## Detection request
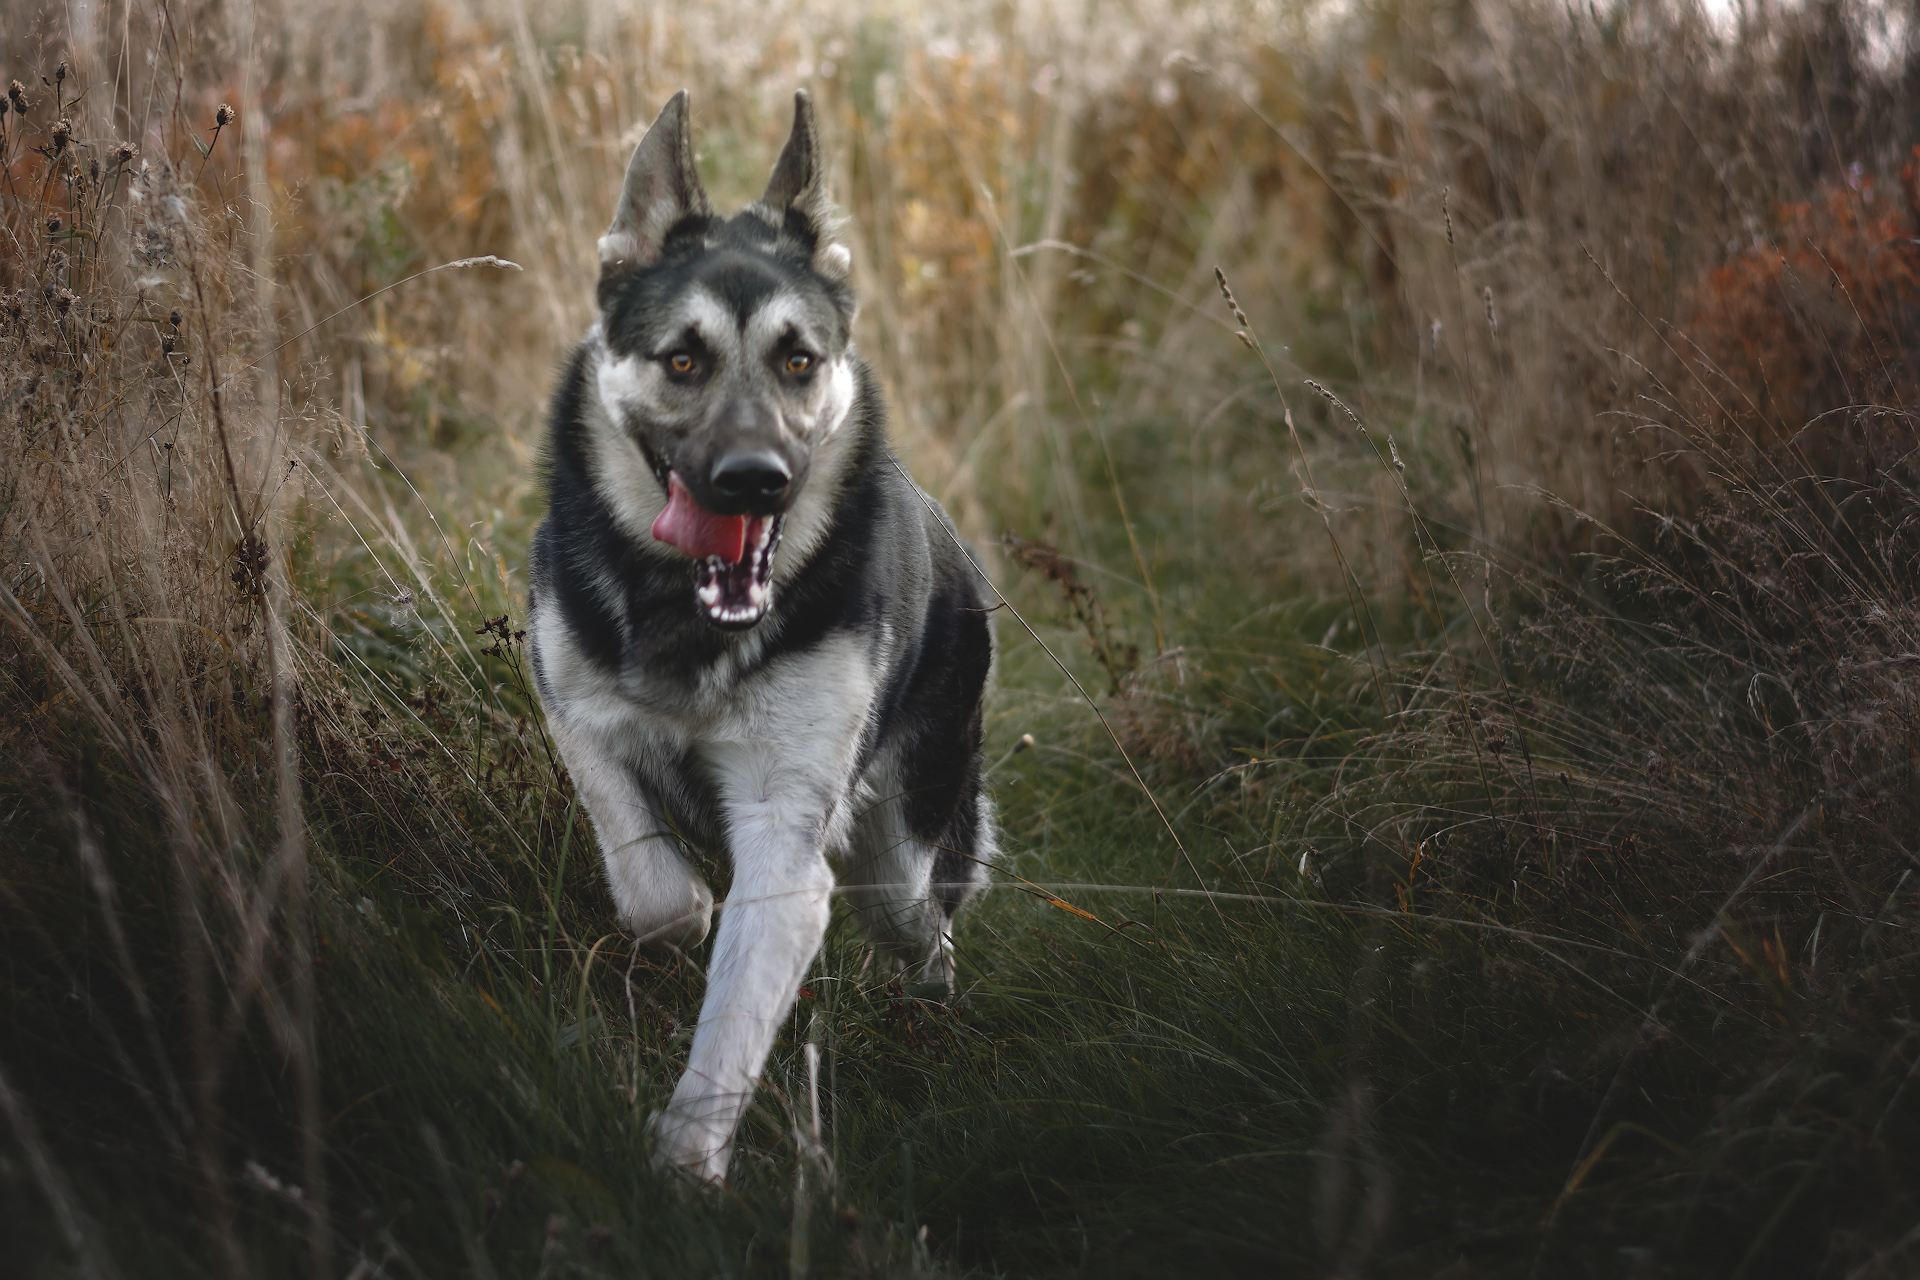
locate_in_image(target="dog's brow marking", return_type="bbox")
[666,288,741,359]
[745,293,816,353]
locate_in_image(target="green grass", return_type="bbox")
[12,443,1918,1275]
[8,0,1920,1274]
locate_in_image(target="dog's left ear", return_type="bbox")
[759,90,850,283]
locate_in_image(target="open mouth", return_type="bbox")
[650,472,783,628]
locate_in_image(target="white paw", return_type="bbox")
[649,1105,732,1184]
[909,934,956,997]
[625,883,714,950]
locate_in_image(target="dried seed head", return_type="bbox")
[114,140,136,165]
[1306,379,1366,432]
[50,117,70,150]
[168,308,182,328]
[1235,329,1253,348]
[45,215,60,234]
[161,332,175,354]
[1388,434,1405,473]
[51,288,75,314]
[54,61,66,86]
[88,156,99,182]
[214,103,235,128]
[8,80,24,105]
[1213,265,1250,326]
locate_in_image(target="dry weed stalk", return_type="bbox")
[1,34,331,1278]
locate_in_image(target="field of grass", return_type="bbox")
[5,0,1920,1275]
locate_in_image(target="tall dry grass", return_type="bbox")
[6,0,1920,1273]
[0,21,329,1273]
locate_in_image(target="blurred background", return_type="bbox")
[5,0,1920,1275]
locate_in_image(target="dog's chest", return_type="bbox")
[547,616,886,853]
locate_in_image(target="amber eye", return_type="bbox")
[668,352,694,374]
[785,352,812,374]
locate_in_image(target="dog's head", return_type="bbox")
[592,90,857,629]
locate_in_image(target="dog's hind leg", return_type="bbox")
[549,718,714,949]
[842,790,955,992]
[842,765,993,996]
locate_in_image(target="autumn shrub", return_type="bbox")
[1680,151,1920,482]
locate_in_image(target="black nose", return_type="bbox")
[711,450,792,505]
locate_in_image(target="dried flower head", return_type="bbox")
[136,224,174,267]
[214,103,235,128]
[51,287,75,314]
[7,80,24,106]
[49,117,70,151]
[54,60,66,87]
[1213,266,1249,327]
[168,308,182,329]
[113,140,136,165]
[46,215,61,234]
[1306,379,1366,434]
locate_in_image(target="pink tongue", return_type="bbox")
[651,473,748,562]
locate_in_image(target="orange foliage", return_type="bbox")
[1683,147,1920,467]
[271,4,511,267]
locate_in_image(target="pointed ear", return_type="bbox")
[599,90,711,303]
[759,90,850,282]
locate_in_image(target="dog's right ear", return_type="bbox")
[599,90,712,309]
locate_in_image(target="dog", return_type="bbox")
[527,89,995,1183]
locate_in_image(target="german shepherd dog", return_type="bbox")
[528,90,994,1183]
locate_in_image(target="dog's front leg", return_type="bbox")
[653,647,872,1183]
[653,804,834,1180]
[548,716,714,949]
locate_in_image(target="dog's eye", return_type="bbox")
[668,352,694,374]
[785,352,812,375]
